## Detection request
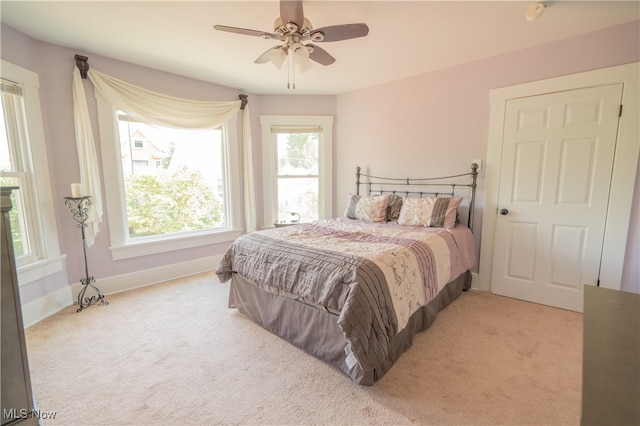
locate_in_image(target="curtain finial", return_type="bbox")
[239,94,248,110]
[74,54,89,79]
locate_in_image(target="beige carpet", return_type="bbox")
[24,272,583,425]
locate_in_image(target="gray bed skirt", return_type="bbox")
[228,270,471,385]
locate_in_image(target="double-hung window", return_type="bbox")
[261,115,333,227]
[96,98,242,260]
[0,61,63,284]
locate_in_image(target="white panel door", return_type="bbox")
[491,84,623,312]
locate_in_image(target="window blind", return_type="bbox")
[271,126,322,134]
[1,79,23,97]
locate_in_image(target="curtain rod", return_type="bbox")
[74,54,89,79]
[75,53,249,111]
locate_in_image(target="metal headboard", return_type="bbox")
[355,163,479,231]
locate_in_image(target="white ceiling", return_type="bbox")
[1,1,638,95]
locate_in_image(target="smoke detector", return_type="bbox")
[526,2,546,21]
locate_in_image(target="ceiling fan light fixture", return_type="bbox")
[291,42,312,72]
[269,47,288,69]
[291,42,309,63]
[297,56,313,73]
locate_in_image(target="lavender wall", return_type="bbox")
[336,21,639,291]
[2,19,638,307]
[0,24,339,305]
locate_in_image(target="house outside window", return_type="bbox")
[0,61,63,284]
[261,115,333,227]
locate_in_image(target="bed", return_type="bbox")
[216,164,479,385]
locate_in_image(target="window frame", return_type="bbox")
[96,96,242,260]
[0,60,64,285]
[261,115,333,228]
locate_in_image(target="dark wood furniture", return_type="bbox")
[1,187,38,425]
[581,285,640,425]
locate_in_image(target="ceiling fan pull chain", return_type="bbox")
[287,52,291,89]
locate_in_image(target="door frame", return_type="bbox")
[479,62,639,293]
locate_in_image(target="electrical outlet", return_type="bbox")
[472,159,483,172]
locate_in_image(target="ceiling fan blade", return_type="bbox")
[310,23,369,42]
[213,25,279,40]
[307,44,336,66]
[280,0,304,29]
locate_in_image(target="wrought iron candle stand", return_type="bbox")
[64,196,108,312]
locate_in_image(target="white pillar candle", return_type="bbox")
[71,183,82,198]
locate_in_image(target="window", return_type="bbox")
[275,131,319,223]
[261,115,333,227]
[1,79,34,262]
[132,160,149,172]
[0,61,63,284]
[118,113,226,239]
[97,99,242,260]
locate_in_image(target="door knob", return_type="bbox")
[500,208,509,215]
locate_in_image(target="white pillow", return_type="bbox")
[397,197,462,228]
[354,194,391,222]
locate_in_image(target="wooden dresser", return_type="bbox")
[1,187,38,425]
[581,285,640,425]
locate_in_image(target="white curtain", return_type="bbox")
[88,69,241,129]
[72,68,103,246]
[72,67,256,245]
[242,105,256,232]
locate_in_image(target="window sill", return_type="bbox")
[17,255,66,286]
[109,229,242,260]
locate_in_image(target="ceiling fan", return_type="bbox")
[214,0,369,87]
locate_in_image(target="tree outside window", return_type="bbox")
[261,115,333,228]
[276,132,319,223]
[118,114,225,239]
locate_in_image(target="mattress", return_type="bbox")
[217,217,476,384]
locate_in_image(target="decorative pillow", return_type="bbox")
[386,193,403,221]
[397,197,462,228]
[344,194,361,219]
[355,194,391,223]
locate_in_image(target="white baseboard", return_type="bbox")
[24,255,222,328]
[26,255,470,326]
[22,285,73,328]
[471,271,480,290]
[70,254,223,299]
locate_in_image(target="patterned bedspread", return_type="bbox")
[216,217,476,373]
